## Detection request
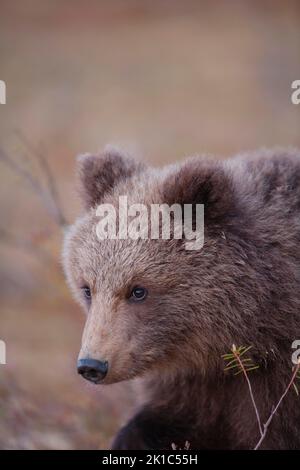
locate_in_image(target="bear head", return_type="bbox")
[63,147,252,385]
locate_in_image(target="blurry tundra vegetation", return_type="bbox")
[0,0,300,449]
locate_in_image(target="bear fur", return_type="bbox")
[63,146,300,450]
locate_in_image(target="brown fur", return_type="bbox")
[63,147,300,449]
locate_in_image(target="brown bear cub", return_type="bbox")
[63,147,300,450]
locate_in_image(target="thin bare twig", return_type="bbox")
[231,344,263,437]
[254,361,300,450]
[15,132,67,228]
[0,228,56,265]
[0,147,45,197]
[0,143,67,229]
[224,345,300,450]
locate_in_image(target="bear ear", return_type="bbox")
[77,146,145,209]
[163,157,236,226]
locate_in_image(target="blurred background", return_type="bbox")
[0,0,299,449]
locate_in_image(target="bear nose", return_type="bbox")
[77,358,108,383]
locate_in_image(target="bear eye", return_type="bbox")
[129,286,148,302]
[82,285,91,301]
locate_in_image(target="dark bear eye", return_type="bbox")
[82,285,91,301]
[130,286,148,302]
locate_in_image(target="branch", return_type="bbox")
[223,345,300,450]
[0,142,68,230]
[254,361,300,450]
[231,344,263,436]
[15,132,67,228]
[0,228,56,266]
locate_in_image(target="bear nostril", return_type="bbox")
[77,358,108,383]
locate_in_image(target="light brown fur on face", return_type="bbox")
[63,212,208,384]
[63,146,300,449]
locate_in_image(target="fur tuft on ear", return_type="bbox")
[77,146,145,209]
[163,157,236,226]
